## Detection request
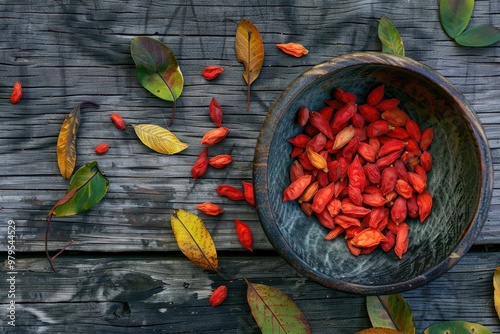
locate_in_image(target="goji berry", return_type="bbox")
[209,97,223,127]
[285,83,434,259]
[191,148,209,180]
[110,113,126,130]
[10,81,22,104]
[309,111,334,139]
[217,184,245,201]
[367,84,385,106]
[420,127,434,151]
[196,202,224,216]
[358,104,381,122]
[202,66,224,80]
[297,107,310,126]
[95,143,109,155]
[381,107,410,127]
[209,154,233,169]
[276,42,309,57]
[209,285,227,307]
[201,127,229,145]
[283,175,312,202]
[242,181,255,206]
[234,219,253,251]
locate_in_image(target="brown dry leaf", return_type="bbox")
[355,329,403,334]
[56,102,97,179]
[494,266,500,319]
[234,18,264,110]
[170,209,218,272]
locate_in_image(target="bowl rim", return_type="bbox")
[253,51,494,295]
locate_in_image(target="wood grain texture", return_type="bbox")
[0,1,499,330]
[0,0,498,253]
[1,251,499,333]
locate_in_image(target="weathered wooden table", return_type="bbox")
[1,1,499,333]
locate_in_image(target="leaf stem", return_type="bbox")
[246,30,252,110]
[45,169,99,272]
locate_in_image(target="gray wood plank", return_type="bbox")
[1,251,499,333]
[0,0,499,254]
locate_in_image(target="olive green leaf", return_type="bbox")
[46,161,109,271]
[366,295,415,334]
[56,101,97,179]
[378,17,405,56]
[170,209,218,272]
[455,25,500,47]
[133,124,188,155]
[439,0,474,39]
[130,36,184,124]
[494,267,500,319]
[245,278,311,334]
[423,321,492,334]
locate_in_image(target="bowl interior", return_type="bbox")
[255,54,489,294]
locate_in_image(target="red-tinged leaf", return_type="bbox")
[130,36,184,124]
[455,25,500,47]
[423,321,492,334]
[245,279,311,334]
[439,0,474,39]
[366,294,416,334]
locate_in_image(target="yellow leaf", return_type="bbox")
[170,209,218,271]
[133,124,188,154]
[494,267,500,319]
[234,18,264,109]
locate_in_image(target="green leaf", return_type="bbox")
[439,0,475,39]
[52,161,109,216]
[245,279,311,334]
[378,17,405,56]
[366,295,415,334]
[130,36,184,123]
[423,321,492,334]
[46,161,109,271]
[455,25,500,47]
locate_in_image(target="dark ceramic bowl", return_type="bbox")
[253,52,493,295]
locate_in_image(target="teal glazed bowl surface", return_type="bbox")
[253,52,493,295]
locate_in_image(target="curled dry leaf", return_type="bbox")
[56,102,97,179]
[245,278,311,334]
[170,209,218,272]
[235,18,264,110]
[133,124,188,155]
